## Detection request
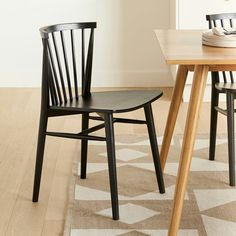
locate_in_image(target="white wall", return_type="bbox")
[178,0,236,29]
[0,0,172,87]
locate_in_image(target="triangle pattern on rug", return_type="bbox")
[194,189,236,211]
[130,163,156,172]
[99,148,148,161]
[117,231,150,236]
[97,203,159,224]
[116,136,174,146]
[88,136,173,146]
[122,139,150,146]
[77,163,126,175]
[74,185,112,201]
[164,157,228,177]
[141,229,199,236]
[75,184,188,201]
[70,229,132,236]
[77,158,228,177]
[202,201,236,222]
[70,229,199,236]
[132,185,189,200]
[190,157,228,172]
[75,185,131,201]
[180,138,227,151]
[202,215,236,236]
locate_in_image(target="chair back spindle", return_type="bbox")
[71,30,79,100]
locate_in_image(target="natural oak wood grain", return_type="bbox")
[155,30,236,65]
[160,65,188,170]
[187,64,236,72]
[168,65,209,236]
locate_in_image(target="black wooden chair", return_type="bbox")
[32,22,165,220]
[206,13,236,186]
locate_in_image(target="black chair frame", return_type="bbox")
[32,22,165,220]
[206,13,236,186]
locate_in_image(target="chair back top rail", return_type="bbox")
[40,22,96,38]
[206,13,236,28]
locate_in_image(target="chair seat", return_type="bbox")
[50,90,163,113]
[215,82,236,92]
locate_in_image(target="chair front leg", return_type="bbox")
[104,112,119,220]
[144,103,165,194]
[209,72,219,161]
[32,111,48,202]
[226,91,235,186]
[80,113,89,179]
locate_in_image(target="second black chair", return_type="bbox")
[206,13,236,186]
[32,22,165,220]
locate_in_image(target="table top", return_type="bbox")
[155,29,236,65]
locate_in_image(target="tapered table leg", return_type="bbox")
[160,65,188,170]
[168,65,209,236]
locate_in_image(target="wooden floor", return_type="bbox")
[0,88,227,236]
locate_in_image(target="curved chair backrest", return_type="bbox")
[206,13,236,84]
[40,22,96,106]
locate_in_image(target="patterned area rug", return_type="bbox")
[64,133,236,236]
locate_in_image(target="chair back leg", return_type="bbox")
[104,112,119,220]
[226,91,236,186]
[144,104,165,194]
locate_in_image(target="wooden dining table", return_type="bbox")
[155,29,236,236]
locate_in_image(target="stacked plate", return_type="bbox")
[202,27,236,47]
